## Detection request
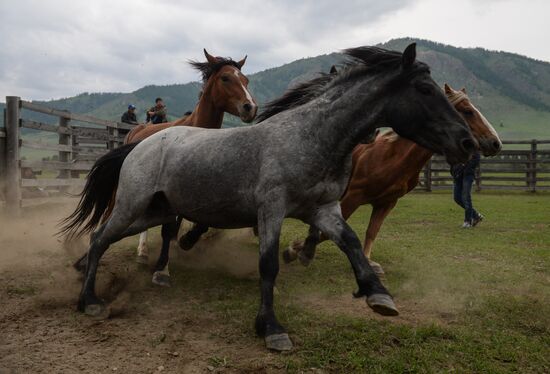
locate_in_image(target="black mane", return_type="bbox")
[257,46,427,123]
[189,57,241,82]
[256,73,333,123]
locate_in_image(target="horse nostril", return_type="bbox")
[243,103,252,112]
[492,140,502,151]
[461,138,476,153]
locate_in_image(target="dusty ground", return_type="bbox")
[0,203,285,373]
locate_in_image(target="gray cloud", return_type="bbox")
[0,0,548,100]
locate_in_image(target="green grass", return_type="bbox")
[124,192,550,373]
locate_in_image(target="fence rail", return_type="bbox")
[1,96,549,216]
[0,96,129,215]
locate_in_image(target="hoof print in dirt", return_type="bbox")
[265,333,293,352]
[366,294,399,316]
[152,272,171,287]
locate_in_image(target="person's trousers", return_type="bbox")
[453,173,479,222]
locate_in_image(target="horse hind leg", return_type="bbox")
[136,231,149,264]
[178,222,209,250]
[151,219,179,287]
[363,201,397,276]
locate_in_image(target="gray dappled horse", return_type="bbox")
[60,44,476,351]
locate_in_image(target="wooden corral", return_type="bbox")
[0,96,133,215]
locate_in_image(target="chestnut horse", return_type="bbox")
[73,49,257,286]
[128,49,257,272]
[283,83,502,275]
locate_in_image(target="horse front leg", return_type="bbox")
[309,203,398,316]
[255,205,292,352]
[363,201,397,276]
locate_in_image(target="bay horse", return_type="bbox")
[59,44,476,351]
[282,83,502,274]
[72,49,257,286]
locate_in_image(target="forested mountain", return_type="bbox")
[3,38,550,139]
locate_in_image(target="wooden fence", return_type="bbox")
[0,96,132,216]
[1,96,549,216]
[420,139,550,192]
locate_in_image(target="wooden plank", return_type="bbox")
[20,139,72,152]
[21,100,133,130]
[20,159,94,171]
[20,119,72,135]
[5,96,22,216]
[21,178,86,187]
[73,126,122,141]
[75,138,112,145]
[72,146,108,155]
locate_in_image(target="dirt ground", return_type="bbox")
[0,204,288,373]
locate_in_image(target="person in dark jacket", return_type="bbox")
[120,104,138,135]
[451,151,483,228]
[146,97,168,124]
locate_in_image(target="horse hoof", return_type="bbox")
[265,333,293,352]
[298,252,312,267]
[136,254,149,265]
[178,236,195,251]
[282,247,297,264]
[369,261,385,276]
[84,303,110,319]
[152,272,171,287]
[367,294,399,316]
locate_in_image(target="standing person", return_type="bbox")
[451,151,483,228]
[146,97,168,124]
[120,104,139,135]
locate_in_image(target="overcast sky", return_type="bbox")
[1,0,548,101]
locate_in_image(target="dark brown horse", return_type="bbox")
[284,84,502,274]
[72,49,257,286]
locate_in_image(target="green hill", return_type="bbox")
[3,38,550,140]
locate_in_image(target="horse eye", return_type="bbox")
[463,110,474,116]
[221,76,229,82]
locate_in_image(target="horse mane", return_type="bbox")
[256,73,333,123]
[257,46,429,123]
[189,57,241,82]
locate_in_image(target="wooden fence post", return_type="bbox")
[424,159,432,192]
[528,139,537,192]
[5,96,21,216]
[58,114,71,181]
[0,109,6,202]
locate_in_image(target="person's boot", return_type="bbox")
[472,213,484,227]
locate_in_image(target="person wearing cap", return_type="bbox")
[146,97,168,124]
[120,104,138,135]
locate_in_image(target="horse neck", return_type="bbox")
[303,78,386,163]
[405,140,434,170]
[174,87,225,129]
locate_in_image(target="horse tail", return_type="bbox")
[58,142,140,239]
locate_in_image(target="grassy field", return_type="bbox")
[1,192,548,373]
[139,192,550,372]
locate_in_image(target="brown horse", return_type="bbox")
[129,49,257,268]
[284,84,502,275]
[73,49,257,286]
[126,49,256,144]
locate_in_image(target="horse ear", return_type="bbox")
[444,83,453,94]
[236,55,247,69]
[203,49,217,64]
[402,43,416,69]
[460,87,467,93]
[329,65,338,74]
